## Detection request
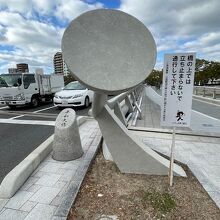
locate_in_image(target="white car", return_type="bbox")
[53,81,93,108]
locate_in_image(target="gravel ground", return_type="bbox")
[68,149,220,220]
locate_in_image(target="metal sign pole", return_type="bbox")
[169,126,176,186]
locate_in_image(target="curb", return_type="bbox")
[0,116,87,199]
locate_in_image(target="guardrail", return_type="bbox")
[194,86,220,99]
[106,84,144,126]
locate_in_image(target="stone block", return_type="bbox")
[52,108,83,161]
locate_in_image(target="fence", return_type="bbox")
[106,84,144,126]
[193,86,220,99]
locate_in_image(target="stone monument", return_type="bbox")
[52,108,83,161]
[61,9,186,176]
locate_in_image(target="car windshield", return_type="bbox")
[0,76,9,87]
[63,81,86,90]
[0,74,22,87]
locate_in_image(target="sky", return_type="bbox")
[0,0,220,74]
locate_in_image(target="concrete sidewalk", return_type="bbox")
[132,87,220,208]
[0,119,101,220]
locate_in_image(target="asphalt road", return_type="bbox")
[192,99,220,120]
[0,124,54,184]
[0,102,90,184]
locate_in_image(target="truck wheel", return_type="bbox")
[31,96,39,107]
[84,97,90,108]
[8,105,16,110]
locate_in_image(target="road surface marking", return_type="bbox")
[192,110,220,122]
[10,114,25,119]
[9,105,56,120]
[34,105,56,113]
[0,118,55,126]
[0,106,8,110]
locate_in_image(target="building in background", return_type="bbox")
[35,68,44,75]
[8,68,18,74]
[53,52,69,76]
[17,63,29,73]
[63,62,70,76]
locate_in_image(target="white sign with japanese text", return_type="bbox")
[161,53,196,127]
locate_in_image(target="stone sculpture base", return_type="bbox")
[96,104,186,176]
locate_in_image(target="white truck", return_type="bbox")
[0,73,64,109]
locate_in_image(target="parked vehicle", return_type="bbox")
[0,73,64,109]
[53,81,93,108]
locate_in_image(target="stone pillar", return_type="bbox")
[203,88,206,97]
[213,89,216,99]
[195,88,198,95]
[52,108,83,161]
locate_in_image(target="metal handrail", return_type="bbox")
[106,84,144,126]
[194,86,220,91]
[107,90,133,109]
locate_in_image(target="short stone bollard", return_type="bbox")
[52,108,83,161]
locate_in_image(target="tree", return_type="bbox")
[63,74,76,85]
[195,59,220,85]
[145,69,163,89]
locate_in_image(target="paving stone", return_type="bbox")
[0,199,8,212]
[60,161,80,170]
[51,184,69,207]
[20,201,37,212]
[51,217,66,220]
[34,161,49,171]
[35,173,61,187]
[56,168,71,175]
[201,181,218,192]
[0,208,6,215]
[31,171,48,178]
[29,187,61,204]
[50,195,63,207]
[24,204,56,220]
[20,177,39,191]
[53,180,68,190]
[59,169,77,182]
[39,162,63,173]
[0,208,28,220]
[210,180,220,191]
[207,191,220,205]
[26,184,42,193]
[5,191,33,209]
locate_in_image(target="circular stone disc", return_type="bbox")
[62,9,157,94]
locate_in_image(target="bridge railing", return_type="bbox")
[106,84,144,126]
[193,86,220,99]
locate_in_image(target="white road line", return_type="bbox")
[0,118,55,126]
[9,105,56,120]
[0,106,8,110]
[192,110,220,122]
[10,114,25,119]
[34,105,56,113]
